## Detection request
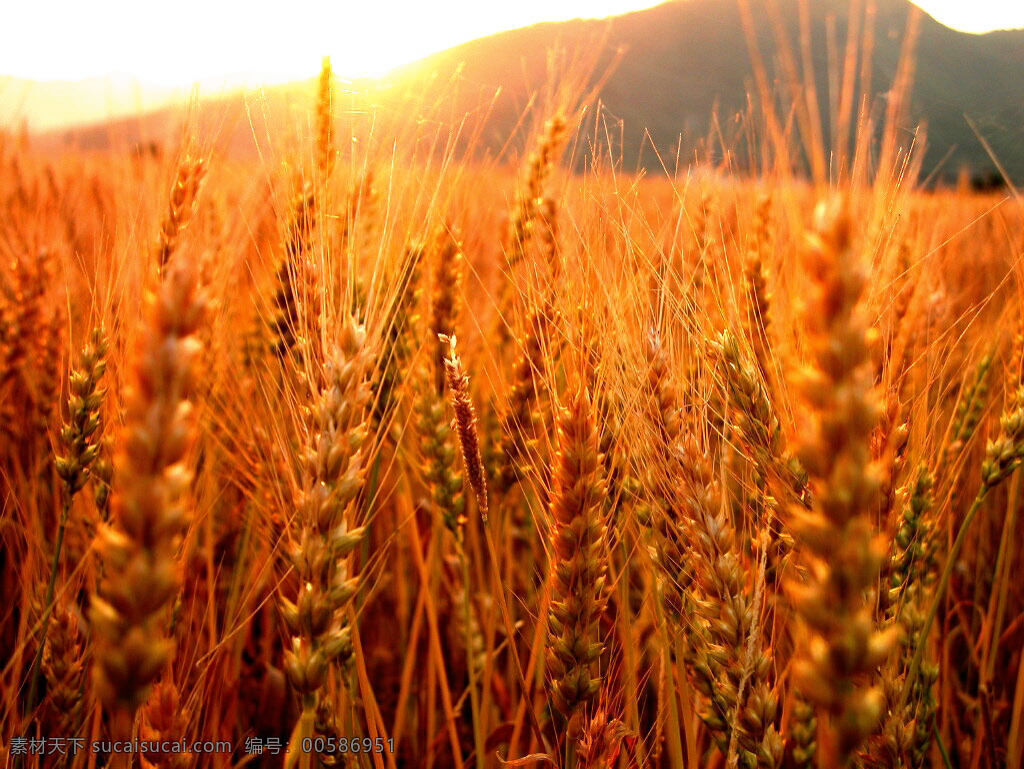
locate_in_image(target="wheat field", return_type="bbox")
[1,51,1023,769]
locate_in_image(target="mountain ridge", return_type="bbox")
[400,0,1024,182]
[14,0,1024,184]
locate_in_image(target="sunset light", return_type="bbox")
[2,0,666,87]
[3,0,1024,760]
[1,0,1021,89]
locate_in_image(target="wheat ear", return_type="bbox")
[786,198,898,764]
[546,385,608,733]
[440,333,489,523]
[90,255,206,741]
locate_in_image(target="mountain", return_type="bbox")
[23,0,1024,184]
[402,0,1024,183]
[0,76,186,131]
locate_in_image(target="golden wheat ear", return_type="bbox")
[39,605,87,737]
[278,315,372,765]
[316,56,336,181]
[439,333,489,524]
[545,384,608,735]
[90,254,207,737]
[157,153,206,271]
[24,326,110,715]
[785,197,899,764]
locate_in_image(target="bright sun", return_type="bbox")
[911,0,1024,34]
[1,0,665,87]
[4,0,1019,88]
[1,0,1022,133]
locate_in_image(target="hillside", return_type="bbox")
[26,0,1024,184]
[0,76,185,131]
[405,0,1024,182]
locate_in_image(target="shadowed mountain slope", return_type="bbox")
[26,0,1024,184]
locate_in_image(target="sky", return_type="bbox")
[1,0,1022,89]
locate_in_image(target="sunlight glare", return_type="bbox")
[0,0,1020,91]
[1,0,665,87]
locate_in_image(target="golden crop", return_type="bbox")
[1,56,1023,769]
